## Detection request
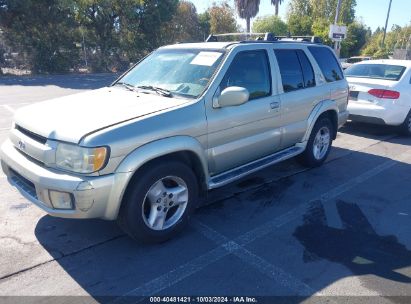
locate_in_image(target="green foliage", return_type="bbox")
[0,0,80,73]
[163,1,202,44]
[340,21,370,57]
[208,1,238,34]
[252,15,287,35]
[287,14,312,35]
[0,0,179,73]
[286,0,370,57]
[198,11,211,40]
[362,23,411,58]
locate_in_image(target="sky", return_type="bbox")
[190,0,411,32]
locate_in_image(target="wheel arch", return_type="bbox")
[303,100,339,142]
[113,136,209,218]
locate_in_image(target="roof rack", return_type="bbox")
[205,32,322,44]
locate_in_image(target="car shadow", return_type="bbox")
[31,143,411,302]
[0,73,119,90]
[339,121,400,139]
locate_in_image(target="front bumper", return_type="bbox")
[1,139,131,220]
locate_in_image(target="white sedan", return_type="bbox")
[345,59,411,135]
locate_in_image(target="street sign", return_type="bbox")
[329,24,347,40]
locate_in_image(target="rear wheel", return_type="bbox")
[298,117,333,167]
[117,161,198,243]
[399,110,411,136]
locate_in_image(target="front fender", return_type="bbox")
[302,99,338,142]
[107,136,208,219]
[116,135,209,176]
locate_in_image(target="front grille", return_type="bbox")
[9,169,38,199]
[15,125,47,144]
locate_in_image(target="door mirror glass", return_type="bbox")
[217,86,249,107]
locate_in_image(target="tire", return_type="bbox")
[117,161,198,243]
[399,110,411,136]
[298,117,333,167]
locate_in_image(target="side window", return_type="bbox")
[274,49,304,93]
[220,50,271,100]
[296,50,316,88]
[308,46,344,82]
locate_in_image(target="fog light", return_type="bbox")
[49,190,74,210]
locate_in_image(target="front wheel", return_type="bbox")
[117,161,198,243]
[298,117,333,167]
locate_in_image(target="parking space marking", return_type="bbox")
[112,245,230,301]
[113,152,410,301]
[2,105,15,114]
[192,221,317,296]
[236,153,410,247]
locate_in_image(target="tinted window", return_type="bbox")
[274,49,304,92]
[296,50,316,88]
[345,64,406,81]
[308,46,344,82]
[221,50,271,100]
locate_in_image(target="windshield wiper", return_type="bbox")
[114,82,138,92]
[136,85,172,97]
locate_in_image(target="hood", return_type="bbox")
[14,87,189,144]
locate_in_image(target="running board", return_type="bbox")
[208,146,305,189]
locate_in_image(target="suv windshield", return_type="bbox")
[118,49,225,98]
[345,64,406,81]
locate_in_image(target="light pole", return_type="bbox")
[382,0,393,47]
[333,0,343,56]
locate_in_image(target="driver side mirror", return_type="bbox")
[214,86,249,108]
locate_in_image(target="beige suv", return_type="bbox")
[1,34,349,242]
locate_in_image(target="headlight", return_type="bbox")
[55,143,109,173]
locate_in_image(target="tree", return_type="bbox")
[0,0,80,73]
[208,1,238,34]
[163,1,202,44]
[340,21,370,57]
[198,11,211,41]
[271,0,283,16]
[75,0,178,71]
[252,15,287,35]
[235,0,260,33]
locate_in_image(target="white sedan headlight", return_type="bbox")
[55,143,109,173]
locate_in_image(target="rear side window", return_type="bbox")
[220,50,271,100]
[308,46,344,82]
[274,49,316,92]
[296,50,315,88]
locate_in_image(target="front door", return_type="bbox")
[205,49,282,175]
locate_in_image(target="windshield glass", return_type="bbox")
[119,49,225,98]
[345,64,406,81]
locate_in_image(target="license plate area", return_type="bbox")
[349,91,359,101]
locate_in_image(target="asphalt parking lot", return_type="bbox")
[0,74,411,304]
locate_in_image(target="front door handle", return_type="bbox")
[270,101,280,109]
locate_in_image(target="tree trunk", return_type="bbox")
[246,17,250,34]
[275,4,279,16]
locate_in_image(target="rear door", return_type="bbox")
[274,47,324,148]
[307,46,348,118]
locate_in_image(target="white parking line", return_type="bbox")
[2,105,15,114]
[112,152,410,301]
[193,221,317,296]
[112,246,230,301]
